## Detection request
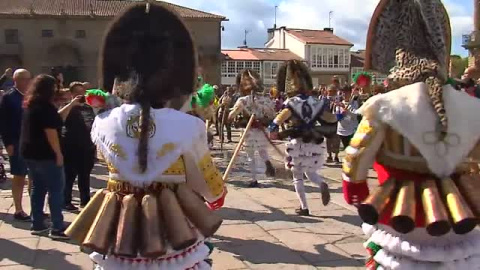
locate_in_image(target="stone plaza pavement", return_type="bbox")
[0,134,377,269]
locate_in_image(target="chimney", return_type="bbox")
[323,27,334,33]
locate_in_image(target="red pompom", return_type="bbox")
[86,95,106,108]
[356,74,371,88]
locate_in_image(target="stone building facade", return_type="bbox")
[0,0,226,87]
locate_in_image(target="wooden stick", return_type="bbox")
[223,114,255,182]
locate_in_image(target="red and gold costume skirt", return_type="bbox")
[66,180,222,270]
[360,162,480,269]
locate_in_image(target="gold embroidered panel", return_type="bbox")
[198,154,224,197]
[163,156,186,175]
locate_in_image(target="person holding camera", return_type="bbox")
[61,82,96,211]
[323,84,341,163]
[21,74,83,238]
[335,86,359,149]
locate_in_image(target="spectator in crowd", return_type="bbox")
[335,86,359,149]
[0,68,13,90]
[82,82,92,90]
[0,90,5,104]
[50,68,64,89]
[216,86,235,143]
[21,74,81,239]
[0,88,5,185]
[332,76,341,89]
[461,78,480,98]
[319,85,327,99]
[62,82,96,211]
[324,84,341,163]
[0,69,32,221]
[53,88,72,109]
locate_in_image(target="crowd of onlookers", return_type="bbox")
[0,67,97,239]
[211,76,369,163]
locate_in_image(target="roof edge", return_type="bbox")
[159,1,227,21]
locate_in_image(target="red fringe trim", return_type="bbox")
[114,241,202,263]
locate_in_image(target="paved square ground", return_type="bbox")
[0,132,374,269]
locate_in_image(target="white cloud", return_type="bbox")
[161,0,473,55]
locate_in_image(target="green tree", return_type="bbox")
[450,55,469,78]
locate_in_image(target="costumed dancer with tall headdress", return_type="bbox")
[268,60,337,216]
[227,69,276,187]
[342,0,480,268]
[65,3,226,269]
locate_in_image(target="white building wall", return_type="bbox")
[284,32,305,59]
[221,76,237,85]
[266,28,306,59]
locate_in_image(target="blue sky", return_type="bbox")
[164,0,474,56]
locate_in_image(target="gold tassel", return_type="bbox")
[390,181,416,234]
[160,188,197,250]
[140,195,167,258]
[439,178,477,234]
[83,192,121,254]
[175,184,223,238]
[420,179,450,236]
[113,194,140,257]
[65,189,107,243]
[358,178,397,225]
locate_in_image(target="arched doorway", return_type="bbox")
[45,41,83,86]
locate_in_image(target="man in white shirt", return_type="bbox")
[335,86,359,149]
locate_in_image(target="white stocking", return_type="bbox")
[305,171,324,186]
[292,169,308,209]
[246,148,257,181]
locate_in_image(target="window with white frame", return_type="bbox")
[221,61,262,77]
[253,62,261,74]
[311,46,350,69]
[264,62,281,80]
[226,62,236,77]
[221,61,227,75]
[236,61,245,72]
